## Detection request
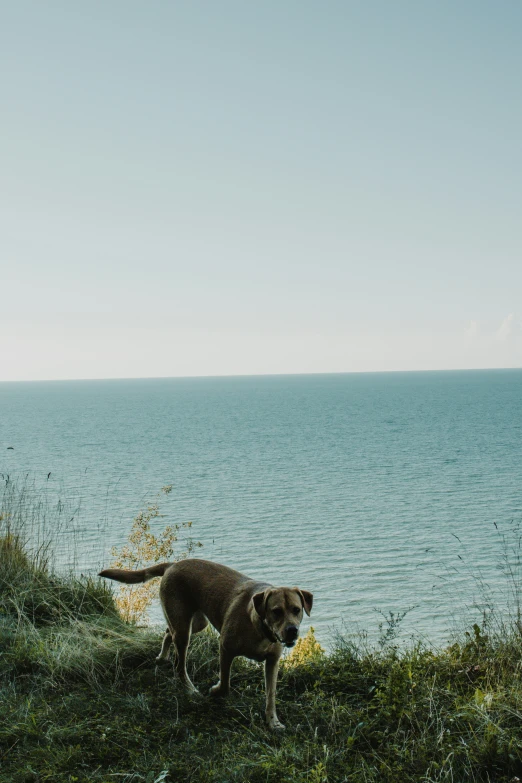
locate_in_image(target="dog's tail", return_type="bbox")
[98,562,172,584]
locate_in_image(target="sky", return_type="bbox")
[1,1,521,381]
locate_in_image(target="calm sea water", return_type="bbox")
[1,370,522,646]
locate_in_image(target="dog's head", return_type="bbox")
[252,586,313,647]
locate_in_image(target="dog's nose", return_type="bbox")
[286,625,299,642]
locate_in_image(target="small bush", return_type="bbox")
[284,626,325,668]
[109,485,202,624]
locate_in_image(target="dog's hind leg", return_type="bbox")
[172,621,199,694]
[161,594,199,693]
[191,611,209,634]
[156,628,173,664]
[209,644,234,698]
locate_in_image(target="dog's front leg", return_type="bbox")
[209,645,234,697]
[264,654,284,730]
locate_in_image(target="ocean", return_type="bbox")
[1,369,521,646]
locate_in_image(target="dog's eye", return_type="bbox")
[272,608,283,618]
[291,607,300,616]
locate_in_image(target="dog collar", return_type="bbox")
[261,619,283,645]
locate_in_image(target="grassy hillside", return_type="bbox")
[2,517,522,782]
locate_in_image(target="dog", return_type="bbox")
[99,558,313,730]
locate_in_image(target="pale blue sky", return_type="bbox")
[1,1,521,380]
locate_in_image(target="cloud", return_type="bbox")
[495,313,514,341]
[465,320,478,338]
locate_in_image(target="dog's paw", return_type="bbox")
[180,681,202,698]
[209,682,228,698]
[155,655,170,666]
[266,717,285,731]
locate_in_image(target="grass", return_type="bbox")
[3,501,522,781]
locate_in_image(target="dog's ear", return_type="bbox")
[253,589,269,619]
[297,589,313,616]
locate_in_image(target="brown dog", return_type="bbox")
[99,558,313,730]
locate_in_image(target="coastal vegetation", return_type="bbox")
[2,487,522,782]
[108,485,202,624]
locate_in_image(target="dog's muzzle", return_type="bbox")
[284,625,299,647]
[262,620,300,647]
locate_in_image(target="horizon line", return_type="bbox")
[1,365,521,384]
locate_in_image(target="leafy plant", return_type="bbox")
[285,626,325,668]
[109,486,202,624]
[375,607,415,649]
